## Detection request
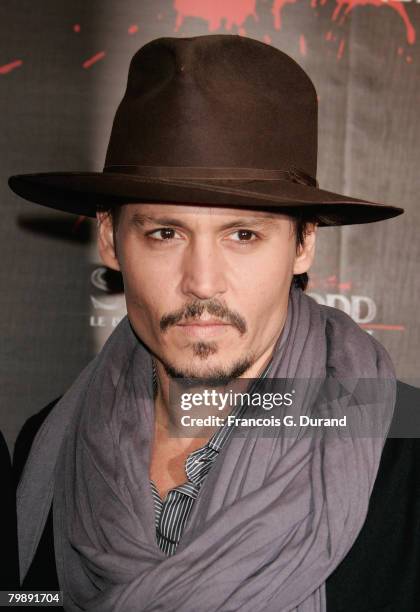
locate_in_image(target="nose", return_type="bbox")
[180,236,227,300]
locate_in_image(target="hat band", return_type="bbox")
[103,165,318,188]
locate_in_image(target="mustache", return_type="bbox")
[160,299,247,335]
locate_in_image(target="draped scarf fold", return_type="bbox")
[17,287,396,611]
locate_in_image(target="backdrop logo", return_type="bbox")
[89,266,126,330]
[90,266,110,293]
[308,275,405,333]
[308,292,377,323]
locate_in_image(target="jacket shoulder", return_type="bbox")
[326,381,420,611]
[13,397,61,487]
[12,397,62,591]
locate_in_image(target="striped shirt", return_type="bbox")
[150,362,273,556]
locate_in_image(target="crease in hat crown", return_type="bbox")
[104,34,318,179]
[7,34,404,225]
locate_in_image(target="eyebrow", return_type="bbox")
[129,212,279,231]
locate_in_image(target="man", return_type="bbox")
[9,35,420,611]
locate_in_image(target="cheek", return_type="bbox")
[118,244,176,317]
[228,242,295,328]
[235,241,295,294]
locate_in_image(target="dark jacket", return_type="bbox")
[13,383,420,611]
[0,430,19,589]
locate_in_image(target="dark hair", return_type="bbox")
[99,205,336,292]
[292,216,312,291]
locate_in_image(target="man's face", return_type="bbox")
[98,203,316,381]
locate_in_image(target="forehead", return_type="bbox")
[119,202,291,225]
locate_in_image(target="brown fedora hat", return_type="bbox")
[8,34,403,226]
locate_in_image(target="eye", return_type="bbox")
[146,228,182,241]
[229,229,259,242]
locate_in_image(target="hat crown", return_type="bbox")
[105,35,318,178]
[8,34,403,224]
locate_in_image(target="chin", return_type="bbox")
[161,350,255,385]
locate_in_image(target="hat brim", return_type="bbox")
[8,171,403,226]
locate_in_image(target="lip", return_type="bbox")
[176,321,231,338]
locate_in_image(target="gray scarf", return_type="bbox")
[17,287,396,611]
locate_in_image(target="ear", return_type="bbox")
[96,212,120,271]
[292,224,317,275]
